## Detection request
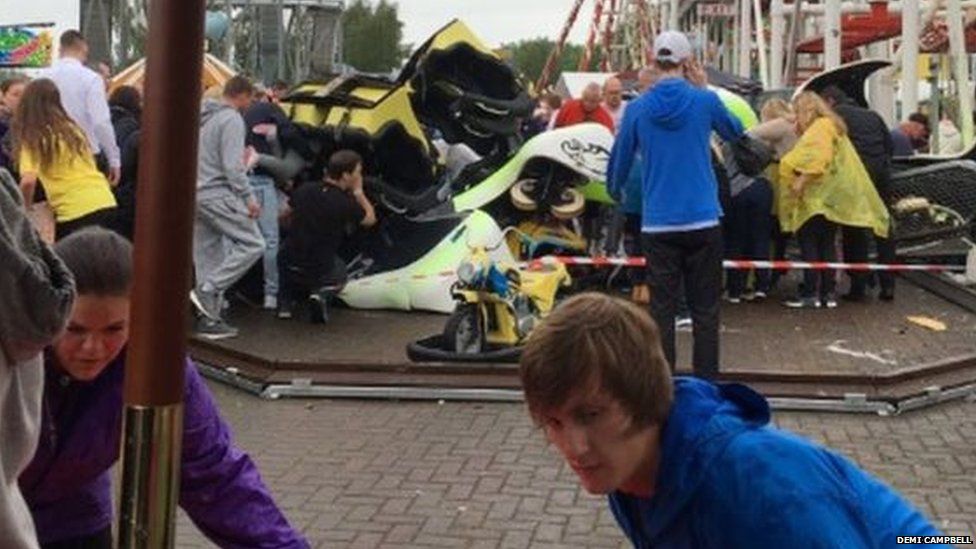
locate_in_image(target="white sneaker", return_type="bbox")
[263,295,278,310]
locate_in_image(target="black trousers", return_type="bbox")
[797,215,838,298]
[54,207,117,241]
[642,226,723,379]
[278,250,347,308]
[42,527,112,549]
[842,225,895,295]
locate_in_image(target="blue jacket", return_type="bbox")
[608,378,944,548]
[608,78,743,232]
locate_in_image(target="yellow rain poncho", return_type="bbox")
[778,118,889,238]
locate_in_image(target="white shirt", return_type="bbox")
[41,57,120,168]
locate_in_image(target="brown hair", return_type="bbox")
[520,293,673,427]
[59,30,86,51]
[793,91,847,136]
[12,78,90,173]
[223,75,254,99]
[326,149,362,180]
[54,227,133,296]
[1,76,28,95]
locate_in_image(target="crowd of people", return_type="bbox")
[0,25,957,549]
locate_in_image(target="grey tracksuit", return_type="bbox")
[0,168,75,548]
[194,99,264,296]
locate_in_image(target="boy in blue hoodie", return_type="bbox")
[607,31,743,378]
[519,292,947,548]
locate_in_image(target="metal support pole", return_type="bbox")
[771,0,785,88]
[946,0,974,147]
[117,0,206,545]
[868,41,896,126]
[824,0,842,69]
[670,0,680,29]
[753,0,769,88]
[739,0,752,77]
[902,0,920,118]
[224,0,235,66]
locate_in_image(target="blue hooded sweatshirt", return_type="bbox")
[608,78,743,233]
[608,378,945,548]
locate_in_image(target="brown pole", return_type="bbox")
[118,0,207,545]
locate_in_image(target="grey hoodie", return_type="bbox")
[0,168,75,548]
[197,98,254,203]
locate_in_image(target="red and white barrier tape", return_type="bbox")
[347,256,966,287]
[527,256,967,272]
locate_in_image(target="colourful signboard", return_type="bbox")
[0,23,55,68]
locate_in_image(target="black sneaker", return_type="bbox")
[821,293,838,309]
[276,301,294,320]
[194,317,239,340]
[308,294,328,324]
[879,287,895,301]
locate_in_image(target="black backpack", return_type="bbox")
[731,134,774,177]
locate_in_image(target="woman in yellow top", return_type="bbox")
[14,78,117,240]
[778,92,889,309]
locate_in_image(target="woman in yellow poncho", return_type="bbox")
[777,92,890,309]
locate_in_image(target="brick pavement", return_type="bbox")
[175,382,976,548]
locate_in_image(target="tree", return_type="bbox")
[342,0,405,73]
[502,37,586,85]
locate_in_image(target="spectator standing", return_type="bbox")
[0,168,75,549]
[190,76,265,339]
[13,79,118,240]
[40,30,120,186]
[519,293,947,548]
[277,150,376,322]
[1,77,28,174]
[107,86,142,239]
[553,82,615,133]
[607,31,744,378]
[602,77,628,130]
[820,85,897,302]
[779,92,890,309]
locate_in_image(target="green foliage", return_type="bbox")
[502,37,586,86]
[342,0,405,73]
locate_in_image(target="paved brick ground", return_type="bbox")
[175,383,976,548]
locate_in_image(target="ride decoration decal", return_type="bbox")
[560,139,610,170]
[0,24,54,68]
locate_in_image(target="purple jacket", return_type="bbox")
[20,352,308,548]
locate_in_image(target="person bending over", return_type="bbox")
[276,150,376,322]
[520,292,945,548]
[20,227,309,549]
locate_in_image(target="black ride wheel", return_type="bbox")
[443,304,484,354]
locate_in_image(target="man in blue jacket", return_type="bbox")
[608,31,743,378]
[520,293,947,548]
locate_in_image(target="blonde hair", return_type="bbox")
[793,91,847,136]
[760,97,794,122]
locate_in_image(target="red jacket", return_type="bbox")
[553,99,615,132]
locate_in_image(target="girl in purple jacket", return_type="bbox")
[19,227,308,548]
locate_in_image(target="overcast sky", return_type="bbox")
[397,0,590,48]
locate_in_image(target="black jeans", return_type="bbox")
[278,250,347,309]
[725,180,773,297]
[642,226,723,378]
[797,215,838,299]
[42,527,112,549]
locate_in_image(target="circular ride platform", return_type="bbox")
[190,273,976,414]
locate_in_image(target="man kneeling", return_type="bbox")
[519,293,944,547]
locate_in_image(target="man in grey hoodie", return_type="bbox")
[191,76,265,339]
[0,168,75,548]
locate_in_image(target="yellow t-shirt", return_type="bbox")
[19,132,116,223]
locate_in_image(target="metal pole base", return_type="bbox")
[118,404,184,548]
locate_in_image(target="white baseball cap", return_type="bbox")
[654,31,692,64]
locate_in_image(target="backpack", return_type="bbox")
[731,134,774,177]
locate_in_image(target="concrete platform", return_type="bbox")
[189,275,976,407]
